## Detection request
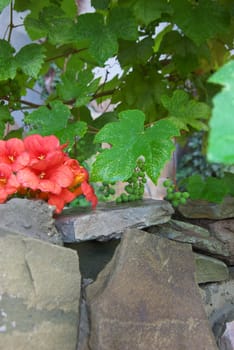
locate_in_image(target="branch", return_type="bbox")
[45,48,88,63]
[7,1,14,42]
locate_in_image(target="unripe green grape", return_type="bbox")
[121,193,129,202]
[182,192,190,199]
[166,193,174,200]
[172,200,179,207]
[125,185,133,194]
[116,197,122,203]
[167,187,174,194]
[174,192,182,199]
[109,188,115,195]
[163,179,173,187]
[99,186,105,192]
[179,198,187,205]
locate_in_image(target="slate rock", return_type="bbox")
[178,197,234,220]
[0,231,80,350]
[55,199,174,242]
[85,229,217,350]
[209,220,234,265]
[0,198,62,245]
[194,253,229,284]
[147,219,229,262]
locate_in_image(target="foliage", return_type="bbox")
[0,134,97,212]
[208,60,234,164]
[0,0,234,206]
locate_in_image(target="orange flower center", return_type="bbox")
[8,155,15,162]
[0,178,6,186]
[39,172,46,179]
[38,154,45,160]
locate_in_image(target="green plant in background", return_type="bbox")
[0,0,234,207]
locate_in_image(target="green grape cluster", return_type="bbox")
[163,179,190,207]
[0,80,21,110]
[99,181,116,199]
[115,158,147,203]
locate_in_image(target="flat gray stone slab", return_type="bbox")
[85,229,218,350]
[55,199,174,242]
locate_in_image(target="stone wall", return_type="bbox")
[1,198,234,349]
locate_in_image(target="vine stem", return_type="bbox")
[7,1,14,43]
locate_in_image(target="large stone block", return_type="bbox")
[85,229,217,350]
[0,232,80,350]
[0,198,62,245]
[55,199,174,242]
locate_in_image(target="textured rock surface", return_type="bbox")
[85,229,217,350]
[219,321,234,350]
[147,219,229,262]
[56,199,174,242]
[194,253,229,284]
[178,197,234,219]
[209,220,234,265]
[0,198,62,245]
[0,231,80,350]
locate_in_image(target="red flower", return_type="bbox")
[0,139,29,171]
[47,188,76,213]
[23,134,66,171]
[81,181,98,208]
[0,163,20,203]
[16,163,74,194]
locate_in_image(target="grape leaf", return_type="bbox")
[208,60,234,164]
[172,0,230,45]
[0,0,10,12]
[24,6,76,44]
[57,69,100,106]
[0,40,17,80]
[0,105,14,139]
[107,7,138,41]
[91,109,179,182]
[161,90,210,131]
[24,101,71,135]
[118,37,154,67]
[15,44,45,78]
[186,175,228,203]
[74,13,118,65]
[91,0,110,10]
[56,121,87,147]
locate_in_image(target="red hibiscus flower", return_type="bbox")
[81,181,98,208]
[16,163,74,194]
[0,163,20,203]
[47,188,76,213]
[0,139,29,171]
[23,134,66,171]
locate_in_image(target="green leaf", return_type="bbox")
[118,37,154,67]
[0,0,10,12]
[24,101,71,135]
[0,40,17,80]
[172,0,230,45]
[0,105,14,139]
[208,60,234,164]
[108,7,138,41]
[91,0,110,10]
[186,175,228,203]
[114,66,167,122]
[15,44,45,78]
[74,13,118,65]
[56,121,87,146]
[130,0,172,25]
[91,109,179,183]
[161,90,210,131]
[57,69,100,106]
[24,6,76,44]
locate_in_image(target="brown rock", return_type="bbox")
[148,219,229,262]
[0,232,80,350]
[85,229,217,350]
[178,197,234,220]
[209,220,234,264]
